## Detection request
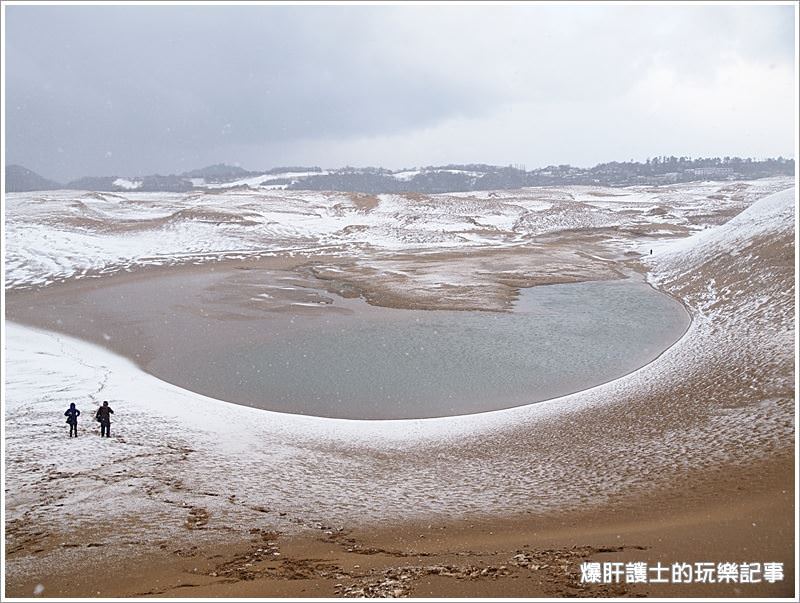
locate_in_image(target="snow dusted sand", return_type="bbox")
[5,178,790,308]
[3,181,796,597]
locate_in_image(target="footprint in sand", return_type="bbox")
[185,506,210,529]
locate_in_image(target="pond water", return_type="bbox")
[154,278,689,419]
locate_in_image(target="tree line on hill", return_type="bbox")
[5,157,793,194]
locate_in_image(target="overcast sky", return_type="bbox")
[4,3,796,182]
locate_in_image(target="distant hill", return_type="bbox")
[5,165,61,192]
[181,164,252,181]
[65,174,193,193]
[263,166,322,175]
[6,156,795,194]
[64,176,120,191]
[290,158,795,194]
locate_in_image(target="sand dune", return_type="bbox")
[3,184,795,597]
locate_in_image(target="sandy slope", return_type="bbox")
[3,185,796,598]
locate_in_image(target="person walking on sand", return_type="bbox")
[64,402,80,438]
[95,401,114,438]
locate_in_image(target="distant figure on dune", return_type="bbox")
[64,402,80,438]
[95,401,114,438]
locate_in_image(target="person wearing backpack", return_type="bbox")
[95,401,114,438]
[64,402,80,438]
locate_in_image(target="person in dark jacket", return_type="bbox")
[95,401,114,438]
[64,403,80,438]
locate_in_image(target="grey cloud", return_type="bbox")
[7,6,499,180]
[5,4,795,181]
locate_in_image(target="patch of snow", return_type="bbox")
[112,178,142,190]
[392,170,421,181]
[201,171,328,190]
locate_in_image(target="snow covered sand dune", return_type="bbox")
[4,187,795,587]
[5,178,791,290]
